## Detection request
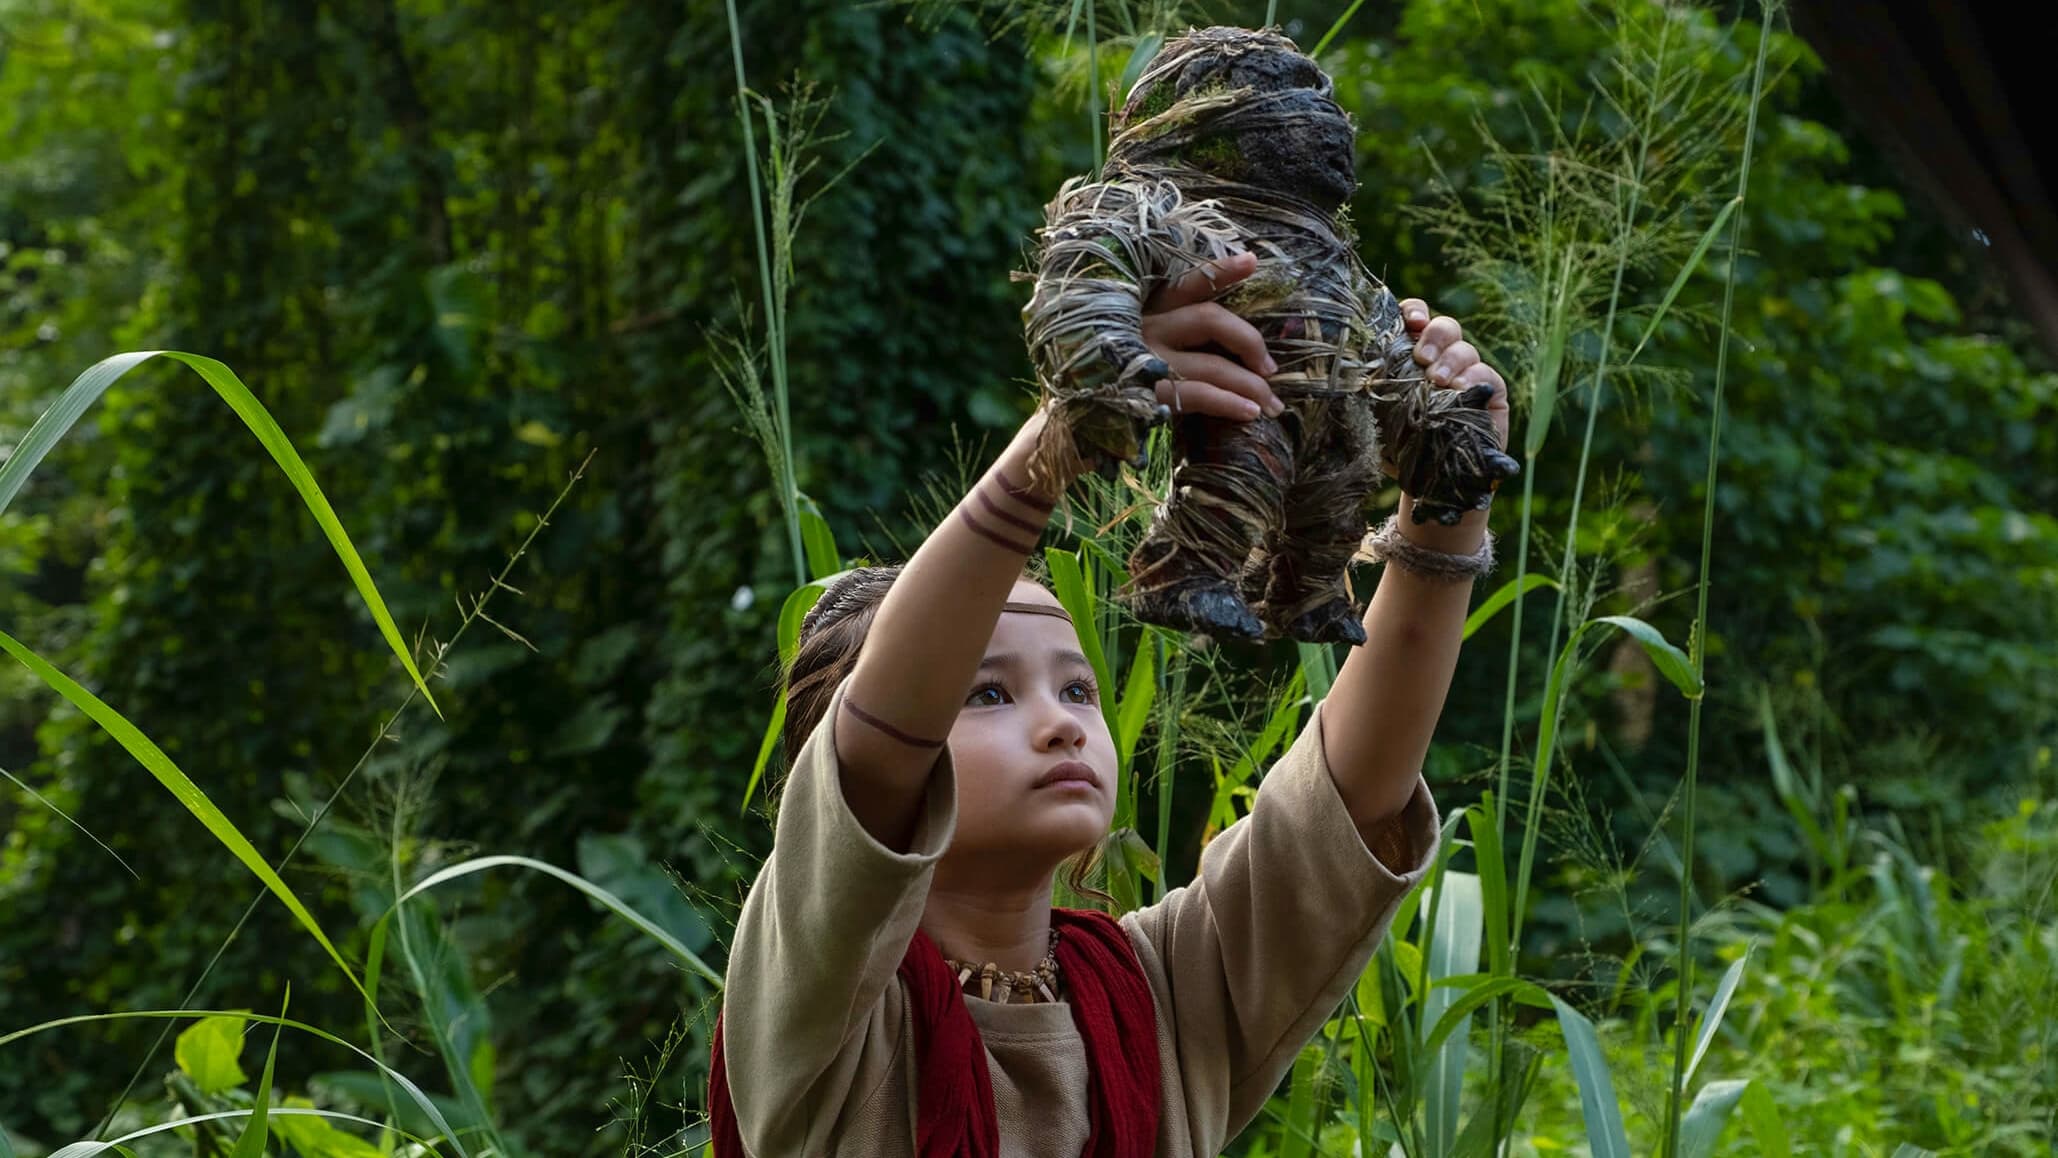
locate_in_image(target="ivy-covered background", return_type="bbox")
[2,0,2052,1152]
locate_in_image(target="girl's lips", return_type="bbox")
[1032,760,1100,790]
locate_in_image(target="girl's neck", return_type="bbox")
[922,864,1057,974]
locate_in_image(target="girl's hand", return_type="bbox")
[1140,252,1286,422]
[1399,299,1511,453]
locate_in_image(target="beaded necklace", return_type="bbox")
[943,927,1063,1005]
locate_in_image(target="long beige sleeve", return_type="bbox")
[1123,694,1442,1152]
[722,671,959,1155]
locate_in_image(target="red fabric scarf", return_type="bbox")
[708,907,1160,1156]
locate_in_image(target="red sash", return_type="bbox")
[708,907,1160,1156]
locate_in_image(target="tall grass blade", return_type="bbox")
[1592,614,1701,697]
[1420,975,1553,1054]
[55,1110,434,1158]
[1679,1079,1750,1158]
[797,493,840,580]
[0,628,369,1003]
[722,0,804,586]
[1667,6,1777,1151]
[1551,996,1631,1158]
[1463,573,1558,641]
[1116,635,1157,767]
[1046,548,1118,745]
[1296,641,1337,702]
[228,989,287,1158]
[0,1010,470,1158]
[1423,871,1483,1153]
[1311,0,1369,57]
[1277,1043,1324,1158]
[1628,197,1740,365]
[1514,615,1696,946]
[1736,1080,1791,1157]
[1,764,139,879]
[1685,949,1749,1084]
[371,854,722,984]
[1468,798,1512,978]
[0,351,438,712]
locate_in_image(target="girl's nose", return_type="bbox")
[1038,701,1089,751]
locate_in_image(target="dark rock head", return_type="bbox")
[1111,26,1357,208]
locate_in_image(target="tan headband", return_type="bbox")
[1003,601,1074,622]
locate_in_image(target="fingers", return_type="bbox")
[1412,315,1464,365]
[1425,339,1479,386]
[1453,360,1506,406]
[1154,375,1269,422]
[1148,251,1258,312]
[1142,301,1278,377]
[1400,298,1431,332]
[1157,350,1283,418]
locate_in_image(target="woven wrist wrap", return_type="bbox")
[1358,513,1497,582]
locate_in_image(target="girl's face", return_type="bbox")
[943,580,1119,871]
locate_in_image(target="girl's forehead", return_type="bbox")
[985,602,1086,658]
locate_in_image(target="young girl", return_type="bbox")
[708,251,1509,1156]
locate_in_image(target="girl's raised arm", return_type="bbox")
[837,253,1281,852]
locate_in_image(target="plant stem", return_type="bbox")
[725,0,806,586]
[1663,7,1773,1153]
[1087,0,1104,176]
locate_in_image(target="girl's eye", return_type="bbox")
[1064,679,1099,704]
[967,684,1007,707]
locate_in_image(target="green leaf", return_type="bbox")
[0,352,437,713]
[1116,33,1162,102]
[1045,547,1119,781]
[1591,615,1701,698]
[1115,639,1157,768]
[1278,1043,1326,1158]
[1468,798,1511,979]
[1423,872,1483,1153]
[742,692,788,816]
[1736,1080,1791,1158]
[1296,640,1336,702]
[1686,949,1750,1085]
[797,493,840,580]
[1463,573,1558,641]
[1420,974,1554,1055]
[229,988,288,1158]
[1891,1146,1938,1158]
[272,1099,386,1158]
[1524,314,1567,459]
[0,764,138,879]
[1551,996,1631,1158]
[1680,1079,1750,1158]
[3,1009,468,1158]
[1629,197,1740,365]
[777,579,831,667]
[1311,0,1369,57]
[377,854,721,984]
[0,628,371,1003]
[175,1015,250,1095]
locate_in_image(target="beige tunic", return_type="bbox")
[722,671,1442,1156]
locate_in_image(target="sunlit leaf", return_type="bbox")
[0,352,438,713]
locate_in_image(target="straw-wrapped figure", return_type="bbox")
[1018,26,1519,645]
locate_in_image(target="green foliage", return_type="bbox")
[1,0,2053,1152]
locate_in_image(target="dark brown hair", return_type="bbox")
[775,562,1111,903]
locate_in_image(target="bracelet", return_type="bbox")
[1357,513,1496,582]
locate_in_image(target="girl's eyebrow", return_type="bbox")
[976,649,1094,672]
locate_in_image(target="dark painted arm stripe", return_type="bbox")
[975,483,1047,535]
[841,696,948,749]
[993,467,1057,512]
[958,507,1038,555]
